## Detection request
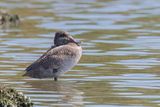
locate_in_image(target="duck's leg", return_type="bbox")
[53,69,58,81]
[54,77,58,81]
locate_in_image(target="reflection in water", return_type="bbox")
[23,80,84,107]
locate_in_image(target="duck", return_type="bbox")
[23,31,82,81]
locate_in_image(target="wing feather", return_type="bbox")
[25,45,76,72]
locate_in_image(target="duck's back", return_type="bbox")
[25,43,82,78]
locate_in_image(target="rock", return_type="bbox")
[0,10,20,25]
[0,85,33,107]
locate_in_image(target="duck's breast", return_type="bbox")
[59,46,82,73]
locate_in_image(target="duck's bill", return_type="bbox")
[69,36,81,45]
[74,39,81,45]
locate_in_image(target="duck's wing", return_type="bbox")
[38,45,55,59]
[25,45,75,73]
[25,46,54,71]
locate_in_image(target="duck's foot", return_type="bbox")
[54,77,58,81]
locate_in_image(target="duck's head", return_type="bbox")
[54,31,80,46]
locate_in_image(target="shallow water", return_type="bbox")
[0,0,160,107]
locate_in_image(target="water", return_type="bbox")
[0,0,160,107]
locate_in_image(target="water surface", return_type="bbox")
[0,0,160,107]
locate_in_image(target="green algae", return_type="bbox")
[0,85,33,107]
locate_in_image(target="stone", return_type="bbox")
[0,85,33,107]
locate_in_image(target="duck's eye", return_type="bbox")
[63,38,69,44]
[59,37,69,44]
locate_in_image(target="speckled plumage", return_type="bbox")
[24,31,82,81]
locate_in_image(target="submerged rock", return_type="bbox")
[0,10,20,25]
[0,85,33,107]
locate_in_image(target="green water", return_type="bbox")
[0,0,160,107]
